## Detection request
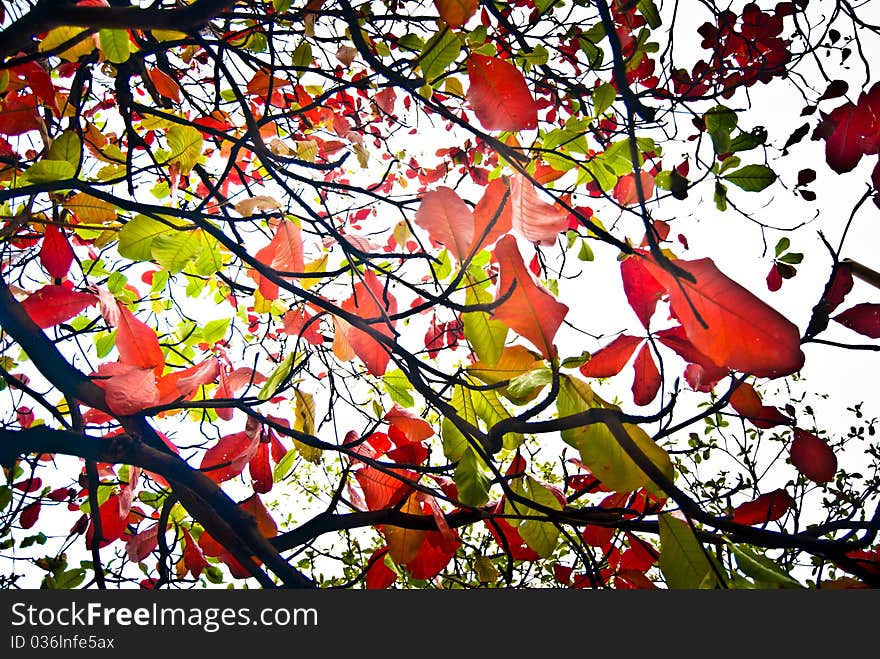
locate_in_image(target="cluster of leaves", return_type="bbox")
[0,0,879,591]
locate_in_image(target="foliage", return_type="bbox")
[0,0,879,591]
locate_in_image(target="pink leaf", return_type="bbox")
[414,186,475,261]
[96,363,160,416]
[509,174,569,246]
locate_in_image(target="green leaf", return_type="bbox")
[293,389,321,463]
[273,448,297,483]
[509,476,562,558]
[258,352,295,400]
[724,164,777,192]
[507,367,552,401]
[637,0,662,28]
[779,252,803,265]
[26,159,76,183]
[0,486,11,512]
[201,318,230,345]
[164,125,203,174]
[273,0,293,11]
[592,82,616,116]
[441,386,476,461]
[774,237,791,257]
[730,544,803,588]
[43,568,86,590]
[383,369,415,408]
[557,376,673,495]
[292,41,313,68]
[118,215,179,261]
[462,273,508,366]
[99,29,132,64]
[94,330,117,359]
[193,231,224,276]
[151,229,203,273]
[47,131,82,166]
[729,127,767,152]
[659,514,720,589]
[454,447,490,507]
[419,28,461,81]
[704,105,738,153]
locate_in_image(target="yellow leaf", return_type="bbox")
[383,494,426,565]
[39,26,96,62]
[63,192,118,223]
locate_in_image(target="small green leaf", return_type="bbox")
[704,105,738,154]
[774,237,791,257]
[779,252,803,265]
[47,131,82,166]
[592,83,616,116]
[419,28,461,81]
[507,367,552,400]
[637,0,662,28]
[99,29,132,64]
[724,164,777,192]
[258,352,295,400]
[26,159,76,183]
[273,448,298,483]
[292,41,313,68]
[273,0,293,11]
[164,125,203,174]
[659,514,721,589]
[201,318,230,345]
[383,369,416,408]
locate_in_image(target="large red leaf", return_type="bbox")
[253,219,305,301]
[355,465,414,511]
[384,404,435,443]
[20,285,96,328]
[40,224,75,279]
[407,529,461,579]
[832,303,880,338]
[96,363,160,416]
[155,359,221,406]
[249,440,273,494]
[819,83,880,174]
[790,429,837,483]
[732,489,795,525]
[620,256,664,328]
[365,547,397,589]
[631,342,661,406]
[341,269,398,376]
[466,54,538,131]
[0,93,41,136]
[580,334,643,378]
[115,303,164,370]
[471,178,513,253]
[414,186,474,261]
[433,0,478,28]
[86,493,130,550]
[200,431,259,483]
[492,235,568,359]
[509,174,569,246]
[640,255,805,378]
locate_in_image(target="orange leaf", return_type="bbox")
[510,174,569,246]
[612,171,655,207]
[466,54,538,131]
[382,493,427,565]
[341,270,397,376]
[728,381,791,428]
[492,235,568,359]
[115,303,164,369]
[147,66,180,102]
[239,493,278,538]
[640,255,805,378]
[247,68,291,97]
[414,186,474,262]
[97,363,160,416]
[433,0,478,28]
[384,404,435,443]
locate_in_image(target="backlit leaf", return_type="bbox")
[659,514,720,589]
[115,303,164,369]
[509,174,569,246]
[414,186,474,262]
[433,0,478,28]
[832,303,880,338]
[39,225,74,279]
[20,285,96,328]
[466,54,538,131]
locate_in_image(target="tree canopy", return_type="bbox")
[1,0,879,590]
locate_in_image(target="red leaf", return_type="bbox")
[790,429,837,483]
[471,178,513,253]
[155,359,221,406]
[433,0,478,28]
[620,533,659,572]
[492,235,569,359]
[250,440,273,494]
[620,256,664,328]
[820,83,880,173]
[355,465,413,511]
[631,342,661,406]
[580,334,643,378]
[729,381,792,428]
[732,489,795,525]
[115,303,164,369]
[414,186,474,261]
[13,477,42,493]
[0,93,41,136]
[485,502,541,561]
[147,66,180,102]
[612,171,655,207]
[182,528,209,578]
[281,307,324,345]
[509,174,569,246]
[382,493,427,564]
[40,225,75,279]
[19,501,41,529]
[384,404,435,443]
[365,547,397,589]
[86,494,130,550]
[766,263,782,292]
[253,219,305,301]
[822,262,854,313]
[341,269,398,376]
[200,431,259,483]
[640,255,805,378]
[197,531,251,579]
[20,285,96,328]
[466,54,538,131]
[833,303,880,338]
[407,530,460,579]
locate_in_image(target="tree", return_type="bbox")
[0,0,878,591]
